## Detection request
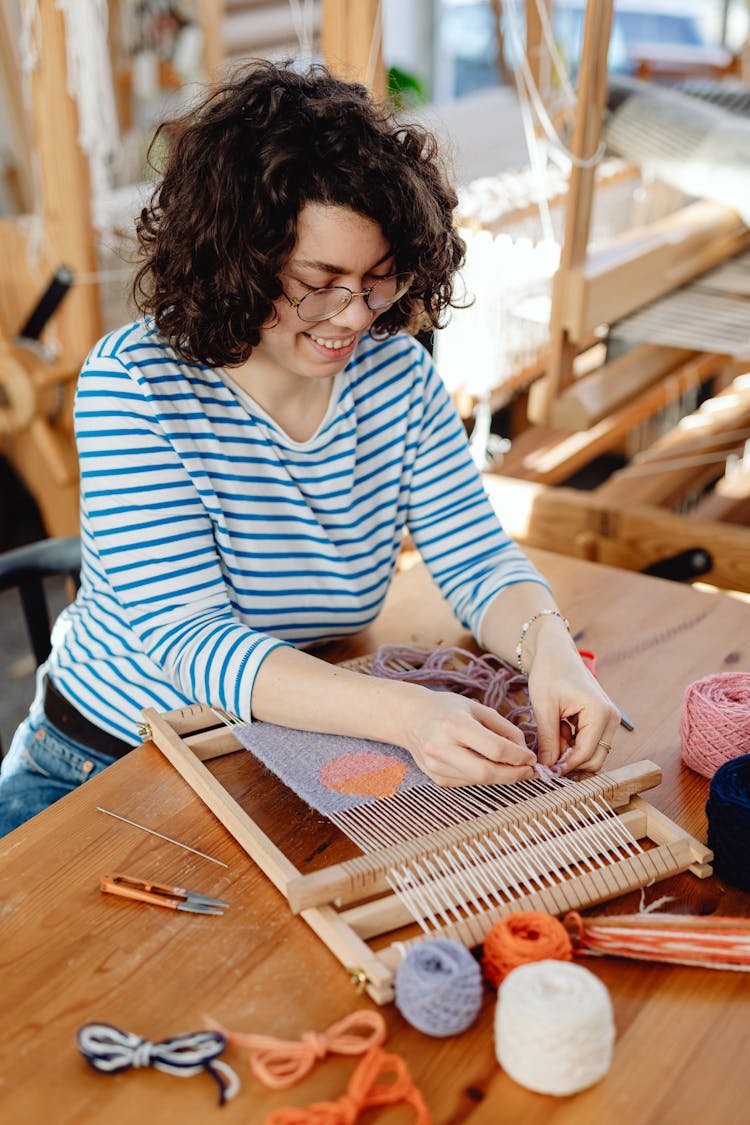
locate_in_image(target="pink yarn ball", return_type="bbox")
[680,673,750,779]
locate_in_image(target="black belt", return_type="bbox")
[43,678,133,760]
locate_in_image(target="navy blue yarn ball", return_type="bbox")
[706,753,750,892]
[394,938,483,1037]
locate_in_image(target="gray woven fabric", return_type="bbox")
[233,721,430,814]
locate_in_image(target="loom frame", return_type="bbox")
[143,695,713,1004]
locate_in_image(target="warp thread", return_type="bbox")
[394,938,483,1037]
[680,672,750,778]
[706,753,750,893]
[482,911,573,988]
[265,1045,431,1124]
[76,1023,240,1105]
[204,1010,386,1089]
[494,960,615,1097]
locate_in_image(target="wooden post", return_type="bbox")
[527,0,613,425]
[321,0,387,102]
[525,0,551,105]
[28,1,102,363]
[0,1,34,212]
[198,0,225,85]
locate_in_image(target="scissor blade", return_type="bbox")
[176,901,225,915]
[184,892,230,909]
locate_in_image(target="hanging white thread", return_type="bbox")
[55,0,121,232]
[503,0,605,170]
[18,0,41,104]
[364,0,384,93]
[288,0,317,62]
[528,0,577,108]
[494,960,615,1096]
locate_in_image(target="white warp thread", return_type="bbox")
[494,960,615,1096]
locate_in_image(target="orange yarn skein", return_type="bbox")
[482,911,573,988]
[266,1046,430,1124]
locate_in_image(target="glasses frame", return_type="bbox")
[280,272,414,324]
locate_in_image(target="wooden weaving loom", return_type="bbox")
[143,660,712,1005]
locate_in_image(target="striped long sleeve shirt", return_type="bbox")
[47,320,547,745]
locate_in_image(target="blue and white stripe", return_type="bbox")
[48,320,546,744]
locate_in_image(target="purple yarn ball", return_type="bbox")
[394,938,483,1037]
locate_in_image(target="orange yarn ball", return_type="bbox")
[482,911,573,989]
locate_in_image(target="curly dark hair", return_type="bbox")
[133,60,465,367]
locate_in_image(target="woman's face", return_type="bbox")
[257,202,394,382]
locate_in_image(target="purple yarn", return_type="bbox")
[371,645,537,751]
[394,939,483,1037]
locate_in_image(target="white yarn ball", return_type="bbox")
[494,960,615,1096]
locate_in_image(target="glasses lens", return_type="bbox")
[367,273,412,311]
[296,288,349,323]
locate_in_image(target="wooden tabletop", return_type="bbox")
[1,548,749,1124]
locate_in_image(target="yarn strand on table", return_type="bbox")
[204,1010,386,1089]
[266,1045,431,1124]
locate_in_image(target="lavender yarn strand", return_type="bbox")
[371,645,537,751]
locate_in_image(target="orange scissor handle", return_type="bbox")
[100,872,183,909]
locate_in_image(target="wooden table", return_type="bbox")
[1,548,749,1124]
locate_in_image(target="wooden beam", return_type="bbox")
[500,352,725,484]
[524,0,551,103]
[692,461,750,525]
[198,0,225,84]
[321,0,386,101]
[561,202,750,341]
[549,345,696,431]
[596,371,750,506]
[482,473,750,593]
[528,0,613,423]
[0,1,34,212]
[29,1,101,363]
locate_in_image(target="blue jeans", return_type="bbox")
[0,666,116,837]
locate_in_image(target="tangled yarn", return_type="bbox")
[494,960,615,1096]
[482,911,573,988]
[394,938,483,1037]
[706,753,750,893]
[680,673,750,778]
[371,645,537,750]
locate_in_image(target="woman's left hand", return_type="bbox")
[527,642,621,774]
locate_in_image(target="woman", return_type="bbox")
[0,60,619,836]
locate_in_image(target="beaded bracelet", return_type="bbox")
[516,609,570,675]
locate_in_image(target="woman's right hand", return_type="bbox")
[400,686,537,787]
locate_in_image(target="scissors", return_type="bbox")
[100,872,229,915]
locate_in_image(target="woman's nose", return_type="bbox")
[329,292,375,332]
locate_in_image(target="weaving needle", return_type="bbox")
[96,807,228,868]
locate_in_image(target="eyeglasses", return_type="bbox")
[281,272,413,324]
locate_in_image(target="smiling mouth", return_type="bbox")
[306,332,356,352]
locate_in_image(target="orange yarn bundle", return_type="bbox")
[206,1011,385,1090]
[482,911,573,988]
[265,1045,430,1124]
[680,673,750,779]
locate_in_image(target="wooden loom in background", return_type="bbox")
[143,653,712,1005]
[463,1,750,594]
